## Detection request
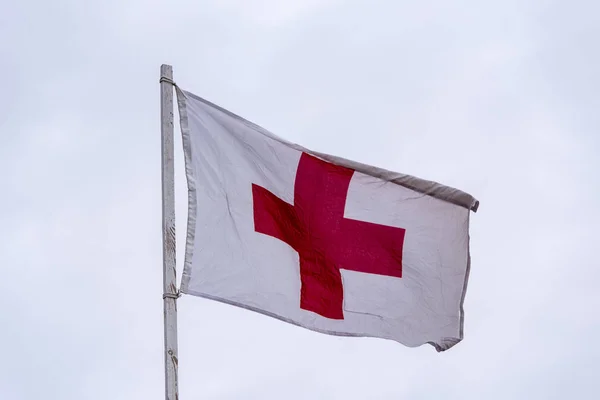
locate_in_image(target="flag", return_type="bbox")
[175,88,479,351]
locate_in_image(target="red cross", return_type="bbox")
[252,152,406,320]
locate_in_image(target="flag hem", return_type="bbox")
[181,288,460,352]
[458,212,472,344]
[175,87,197,293]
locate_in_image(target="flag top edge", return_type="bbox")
[178,88,479,213]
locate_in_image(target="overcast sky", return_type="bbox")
[1,1,599,399]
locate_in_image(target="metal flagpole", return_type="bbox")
[160,64,179,400]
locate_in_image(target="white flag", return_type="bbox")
[176,88,478,351]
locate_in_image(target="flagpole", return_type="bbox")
[160,64,179,400]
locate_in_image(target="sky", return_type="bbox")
[1,0,599,399]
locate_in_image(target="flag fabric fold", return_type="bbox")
[175,87,478,351]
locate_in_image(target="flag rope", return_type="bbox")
[160,76,177,87]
